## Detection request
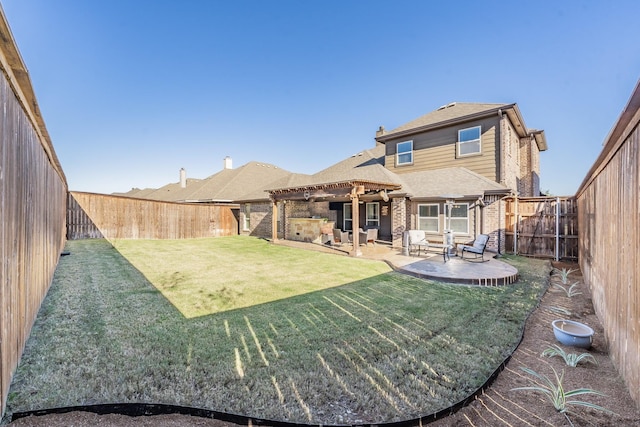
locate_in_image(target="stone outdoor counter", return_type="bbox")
[287,218,334,243]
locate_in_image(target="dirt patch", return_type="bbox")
[7,261,640,427]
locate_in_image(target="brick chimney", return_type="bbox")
[375,126,386,146]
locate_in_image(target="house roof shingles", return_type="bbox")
[383,102,509,137]
[396,167,510,199]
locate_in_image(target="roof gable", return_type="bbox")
[376,101,547,151]
[378,102,509,140]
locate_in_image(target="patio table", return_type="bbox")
[425,243,453,262]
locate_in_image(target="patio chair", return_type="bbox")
[407,230,429,256]
[365,228,378,245]
[457,234,490,262]
[333,229,350,245]
[358,228,378,245]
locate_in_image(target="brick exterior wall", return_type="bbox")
[240,202,272,237]
[481,194,506,253]
[391,197,408,248]
[519,137,532,196]
[500,115,521,192]
[499,115,542,197]
[518,136,542,196]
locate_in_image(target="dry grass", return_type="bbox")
[5,238,550,425]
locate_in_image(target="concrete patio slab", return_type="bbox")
[273,239,518,286]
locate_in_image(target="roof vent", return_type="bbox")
[437,102,457,110]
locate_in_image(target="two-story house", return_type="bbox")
[123,102,546,255]
[261,102,546,254]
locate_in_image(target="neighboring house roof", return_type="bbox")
[187,161,291,202]
[126,161,292,203]
[376,102,547,151]
[115,187,169,199]
[397,167,511,199]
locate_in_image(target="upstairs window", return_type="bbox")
[457,126,481,157]
[396,140,413,166]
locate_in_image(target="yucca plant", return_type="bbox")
[543,305,572,316]
[552,281,582,297]
[553,267,577,285]
[541,345,597,367]
[512,367,614,424]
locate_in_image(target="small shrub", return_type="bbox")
[512,367,614,422]
[553,267,577,285]
[541,345,597,367]
[544,305,572,316]
[552,282,582,297]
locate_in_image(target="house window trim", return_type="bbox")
[343,203,352,231]
[457,126,482,158]
[365,202,380,227]
[446,202,470,235]
[396,140,414,166]
[417,203,440,234]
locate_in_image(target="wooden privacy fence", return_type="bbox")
[0,15,68,418]
[68,192,238,240]
[576,79,640,406]
[504,196,578,260]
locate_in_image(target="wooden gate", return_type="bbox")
[505,196,578,260]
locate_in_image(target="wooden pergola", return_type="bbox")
[268,180,401,256]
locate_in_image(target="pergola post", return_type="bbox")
[351,186,364,257]
[271,198,279,242]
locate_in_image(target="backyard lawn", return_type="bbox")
[5,237,550,425]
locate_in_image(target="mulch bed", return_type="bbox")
[7,261,640,427]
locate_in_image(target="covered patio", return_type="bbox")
[267,179,401,257]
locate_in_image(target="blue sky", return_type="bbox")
[2,0,639,196]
